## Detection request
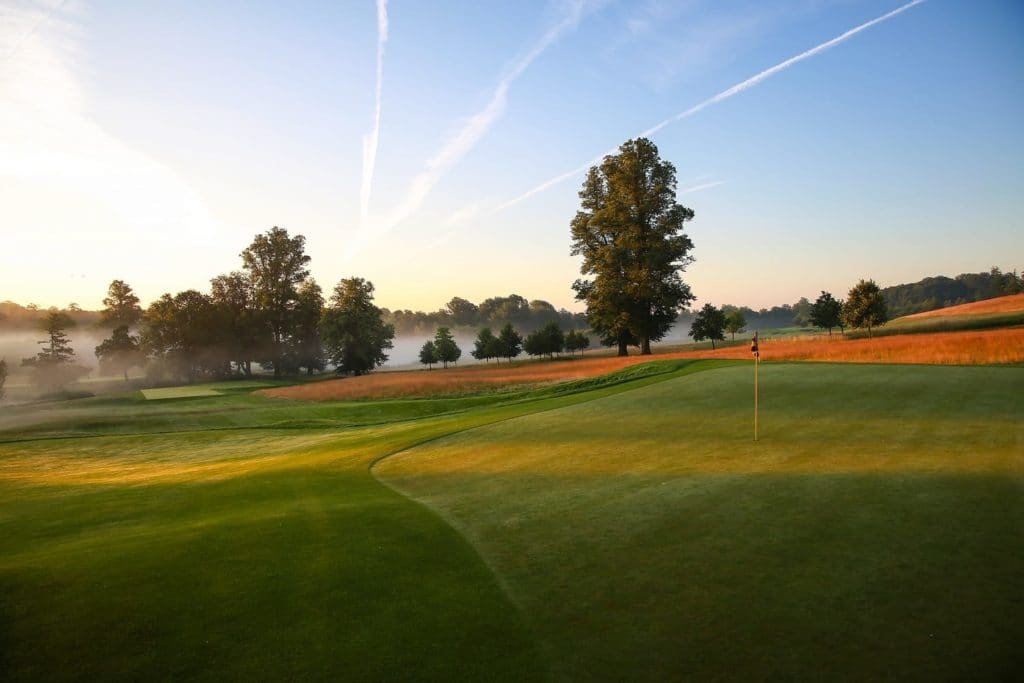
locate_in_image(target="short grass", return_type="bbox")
[141,386,224,400]
[377,363,1024,681]
[0,360,719,680]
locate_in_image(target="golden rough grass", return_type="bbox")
[260,327,1024,402]
[673,327,1024,365]
[902,293,1024,319]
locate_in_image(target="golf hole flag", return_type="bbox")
[751,332,759,358]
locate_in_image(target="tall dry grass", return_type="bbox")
[671,327,1024,365]
[260,327,1024,401]
[902,293,1024,319]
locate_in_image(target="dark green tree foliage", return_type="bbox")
[471,327,497,362]
[724,310,747,340]
[496,323,523,362]
[524,321,565,359]
[141,290,219,382]
[100,280,143,328]
[791,297,812,327]
[564,329,590,357]
[22,311,89,391]
[0,358,7,400]
[688,303,726,350]
[433,327,461,369]
[419,340,438,369]
[240,227,311,378]
[320,278,394,376]
[94,325,144,381]
[210,271,265,376]
[445,297,480,327]
[810,291,843,336]
[292,279,325,375]
[571,138,696,356]
[843,279,888,338]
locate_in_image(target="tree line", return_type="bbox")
[14,227,400,392]
[418,322,591,369]
[383,295,587,336]
[687,279,891,348]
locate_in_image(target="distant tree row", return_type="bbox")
[687,279,891,348]
[15,227,397,391]
[419,322,590,369]
[384,295,587,336]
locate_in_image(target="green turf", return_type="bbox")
[1,361,1020,680]
[141,386,224,400]
[377,363,1024,681]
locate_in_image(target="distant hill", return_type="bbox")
[901,293,1024,320]
[882,268,1022,318]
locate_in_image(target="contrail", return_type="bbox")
[496,0,926,212]
[368,0,586,236]
[359,0,388,227]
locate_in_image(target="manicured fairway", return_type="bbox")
[0,361,712,680]
[1,361,1020,680]
[377,363,1024,681]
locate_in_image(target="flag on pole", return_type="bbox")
[750,331,759,358]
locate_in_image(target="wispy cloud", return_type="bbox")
[359,0,388,227]
[496,0,926,212]
[359,0,587,242]
[0,0,222,293]
[680,179,725,194]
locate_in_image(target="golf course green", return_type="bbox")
[1,361,1021,680]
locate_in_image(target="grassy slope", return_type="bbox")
[0,359,722,680]
[377,363,1024,681]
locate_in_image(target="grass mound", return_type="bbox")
[377,363,1024,680]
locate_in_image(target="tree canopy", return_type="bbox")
[433,327,462,369]
[524,321,565,359]
[570,138,696,356]
[496,323,523,362]
[689,304,726,350]
[810,291,843,336]
[100,280,142,328]
[320,278,394,376]
[724,310,747,340]
[94,325,144,381]
[240,227,312,377]
[418,340,438,369]
[842,280,888,337]
[21,311,88,391]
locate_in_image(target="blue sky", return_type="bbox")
[1,0,1021,312]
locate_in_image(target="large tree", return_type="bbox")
[21,311,89,391]
[689,303,726,350]
[292,279,325,376]
[433,327,461,369]
[496,323,523,362]
[524,321,565,359]
[724,310,747,340]
[141,290,219,383]
[418,340,438,369]
[100,280,143,328]
[571,138,696,356]
[810,291,843,336]
[471,327,498,362]
[445,297,480,327]
[94,325,144,381]
[240,227,311,377]
[210,271,265,376]
[842,279,888,338]
[320,278,394,375]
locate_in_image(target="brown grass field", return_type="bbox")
[902,293,1024,318]
[260,327,1024,401]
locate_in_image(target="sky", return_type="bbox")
[1,0,1022,313]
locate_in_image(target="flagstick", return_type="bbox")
[754,353,759,442]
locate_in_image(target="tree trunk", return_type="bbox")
[617,338,628,357]
[641,338,652,355]
[711,339,716,350]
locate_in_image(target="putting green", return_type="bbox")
[141,386,224,400]
[377,363,1024,681]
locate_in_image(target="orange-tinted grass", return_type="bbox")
[902,293,1024,319]
[259,355,662,401]
[260,327,1023,401]
[669,327,1024,365]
